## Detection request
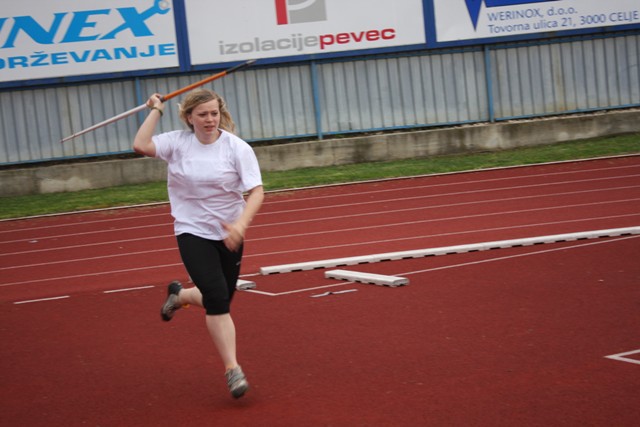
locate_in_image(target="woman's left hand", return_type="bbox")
[223,222,246,252]
[223,186,264,252]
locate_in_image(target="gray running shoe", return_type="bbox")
[225,366,249,398]
[160,281,183,321]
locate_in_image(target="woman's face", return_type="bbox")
[188,99,221,140]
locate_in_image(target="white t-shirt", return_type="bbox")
[153,129,262,240]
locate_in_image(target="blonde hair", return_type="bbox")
[178,89,236,134]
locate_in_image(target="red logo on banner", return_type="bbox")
[275,0,327,25]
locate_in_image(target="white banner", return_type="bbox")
[184,0,426,65]
[0,0,179,83]
[434,0,640,42]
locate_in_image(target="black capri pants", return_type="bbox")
[176,233,243,315]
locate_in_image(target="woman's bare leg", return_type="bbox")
[205,314,238,370]
[177,286,204,307]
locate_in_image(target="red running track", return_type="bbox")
[1,156,639,426]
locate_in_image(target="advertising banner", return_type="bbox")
[184,0,426,65]
[434,0,640,43]
[0,0,179,83]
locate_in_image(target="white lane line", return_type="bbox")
[243,289,278,296]
[0,234,170,257]
[0,247,176,271]
[2,195,639,259]
[103,285,155,294]
[11,286,157,305]
[0,212,170,234]
[1,222,172,245]
[14,295,70,305]
[3,213,638,271]
[0,262,183,288]
[260,178,640,216]
[263,163,640,205]
[251,187,640,229]
[2,179,638,245]
[249,198,640,242]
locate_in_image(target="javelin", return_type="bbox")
[60,59,256,143]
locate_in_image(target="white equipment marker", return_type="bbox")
[260,227,640,275]
[236,279,257,290]
[325,270,408,287]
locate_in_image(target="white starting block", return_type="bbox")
[325,270,408,287]
[236,279,257,290]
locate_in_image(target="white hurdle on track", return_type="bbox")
[259,226,640,275]
[325,269,409,287]
[236,279,257,290]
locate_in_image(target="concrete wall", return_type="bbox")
[1,109,638,197]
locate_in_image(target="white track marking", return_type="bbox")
[0,234,170,257]
[604,349,640,366]
[0,262,183,288]
[2,185,638,250]
[11,285,165,305]
[0,201,169,225]
[242,289,280,296]
[2,213,639,274]
[103,285,155,294]
[243,213,640,259]
[251,186,640,229]
[260,176,640,216]
[0,212,170,234]
[262,163,640,205]
[0,212,640,277]
[13,295,70,304]
[1,222,171,245]
[250,198,640,242]
[2,174,638,242]
[0,247,176,270]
